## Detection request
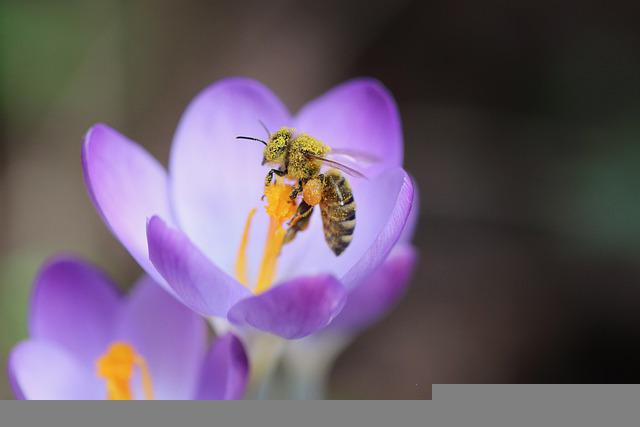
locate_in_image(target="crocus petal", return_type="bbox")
[195,333,249,400]
[82,123,174,287]
[294,78,402,176]
[328,245,417,332]
[114,276,206,400]
[170,78,291,277]
[29,257,120,364]
[284,168,414,289]
[146,216,251,317]
[8,340,104,400]
[340,169,413,288]
[227,275,347,339]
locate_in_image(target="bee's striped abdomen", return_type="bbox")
[320,170,356,256]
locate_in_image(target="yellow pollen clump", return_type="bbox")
[263,181,298,223]
[235,180,298,294]
[96,342,154,400]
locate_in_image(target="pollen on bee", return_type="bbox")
[303,178,323,206]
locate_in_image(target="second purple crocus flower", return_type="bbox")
[8,257,248,400]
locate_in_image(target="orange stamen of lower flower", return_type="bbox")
[96,342,154,400]
[235,180,298,294]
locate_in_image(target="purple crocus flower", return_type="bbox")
[7,257,248,400]
[82,77,415,340]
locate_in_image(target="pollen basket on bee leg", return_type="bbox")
[302,178,323,206]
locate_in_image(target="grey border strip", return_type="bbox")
[2,400,429,427]
[3,385,640,427]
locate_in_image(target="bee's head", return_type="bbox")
[263,127,293,165]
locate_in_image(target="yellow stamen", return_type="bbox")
[254,222,287,294]
[96,342,154,400]
[255,182,297,293]
[235,181,298,294]
[235,208,257,287]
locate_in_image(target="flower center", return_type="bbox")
[235,180,298,294]
[95,341,154,400]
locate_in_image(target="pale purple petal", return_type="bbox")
[340,169,414,287]
[294,78,402,176]
[29,257,120,364]
[8,340,104,400]
[284,168,414,289]
[146,216,251,317]
[195,333,249,400]
[227,275,347,339]
[329,245,417,332]
[82,123,174,288]
[170,78,291,278]
[114,276,207,400]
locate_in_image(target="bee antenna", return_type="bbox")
[258,120,271,138]
[236,136,267,146]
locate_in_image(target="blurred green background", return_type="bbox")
[2,0,640,399]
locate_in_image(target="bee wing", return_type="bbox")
[304,153,368,179]
[326,148,381,165]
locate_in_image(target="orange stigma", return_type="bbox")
[96,342,154,400]
[235,180,297,294]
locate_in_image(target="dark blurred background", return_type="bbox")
[2,0,640,399]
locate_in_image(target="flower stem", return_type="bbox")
[244,333,286,399]
[282,334,350,400]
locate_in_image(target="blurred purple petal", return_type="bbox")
[329,245,417,332]
[227,275,347,339]
[8,340,104,400]
[115,276,207,400]
[399,177,419,244]
[195,333,249,400]
[170,78,291,277]
[295,78,402,176]
[82,124,174,288]
[29,257,119,364]
[146,216,251,317]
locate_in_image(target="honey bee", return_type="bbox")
[237,127,367,256]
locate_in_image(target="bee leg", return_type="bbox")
[284,201,314,245]
[265,168,286,187]
[289,180,304,200]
